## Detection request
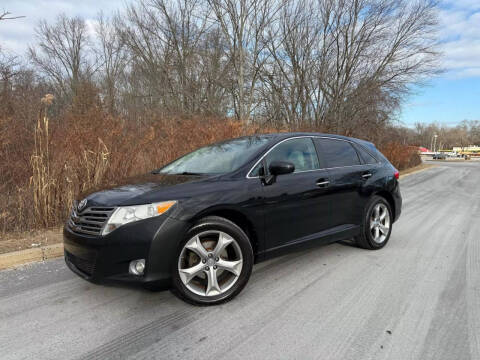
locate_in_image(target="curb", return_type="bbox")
[0,243,63,271]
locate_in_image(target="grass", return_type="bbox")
[0,228,62,255]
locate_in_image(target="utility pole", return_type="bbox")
[433,134,438,153]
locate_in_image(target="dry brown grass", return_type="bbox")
[0,228,62,254]
[0,100,420,236]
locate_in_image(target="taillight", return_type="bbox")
[394,169,399,180]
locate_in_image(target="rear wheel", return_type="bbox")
[171,216,253,305]
[354,196,392,250]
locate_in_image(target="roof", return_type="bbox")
[213,132,377,150]
[258,132,374,145]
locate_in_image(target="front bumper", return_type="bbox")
[64,215,190,288]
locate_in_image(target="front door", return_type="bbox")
[260,137,333,254]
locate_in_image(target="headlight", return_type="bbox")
[102,200,177,235]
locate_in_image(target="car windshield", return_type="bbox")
[157,136,271,175]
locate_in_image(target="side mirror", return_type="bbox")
[269,161,295,176]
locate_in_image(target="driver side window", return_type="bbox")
[265,138,320,174]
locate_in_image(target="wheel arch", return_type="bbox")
[190,207,260,259]
[373,190,396,220]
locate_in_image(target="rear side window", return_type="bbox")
[355,145,378,164]
[316,138,360,168]
[265,138,320,173]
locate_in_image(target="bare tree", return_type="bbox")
[262,0,321,125]
[29,14,94,98]
[95,13,127,114]
[257,0,439,132]
[0,11,25,21]
[118,0,231,118]
[19,0,439,131]
[0,11,25,116]
[207,0,284,122]
[318,0,439,133]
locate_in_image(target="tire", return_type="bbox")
[354,195,393,250]
[171,216,253,306]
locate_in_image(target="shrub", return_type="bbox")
[379,143,421,171]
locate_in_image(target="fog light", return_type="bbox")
[129,259,145,276]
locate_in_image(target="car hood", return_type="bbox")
[79,172,212,207]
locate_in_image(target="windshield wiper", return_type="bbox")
[151,170,206,176]
[178,171,204,176]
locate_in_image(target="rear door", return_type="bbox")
[314,138,370,227]
[259,137,333,252]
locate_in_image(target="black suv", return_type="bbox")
[64,133,402,305]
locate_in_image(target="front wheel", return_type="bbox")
[354,196,393,250]
[171,216,253,305]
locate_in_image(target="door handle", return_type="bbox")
[316,179,330,187]
[362,172,372,179]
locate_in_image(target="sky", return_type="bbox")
[0,0,479,128]
[402,0,480,127]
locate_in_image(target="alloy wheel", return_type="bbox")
[178,230,243,297]
[370,203,390,243]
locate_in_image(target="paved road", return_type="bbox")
[1,161,479,360]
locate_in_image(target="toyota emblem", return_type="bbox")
[77,199,88,212]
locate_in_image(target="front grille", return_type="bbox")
[68,205,115,236]
[65,251,96,276]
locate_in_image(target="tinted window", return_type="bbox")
[159,136,270,175]
[317,139,360,167]
[265,138,320,173]
[355,145,378,164]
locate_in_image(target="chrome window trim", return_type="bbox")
[246,135,379,179]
